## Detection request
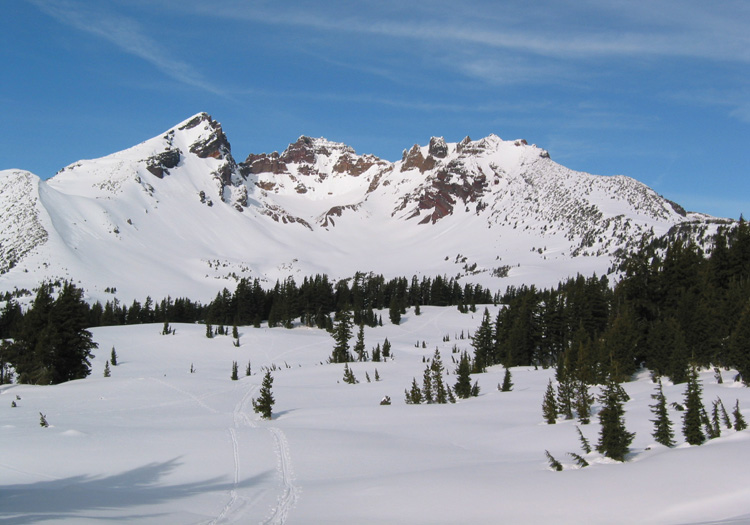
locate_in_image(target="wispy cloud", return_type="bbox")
[184,1,750,63]
[26,0,226,96]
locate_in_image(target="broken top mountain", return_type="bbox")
[0,112,725,302]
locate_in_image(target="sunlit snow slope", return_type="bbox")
[0,113,726,302]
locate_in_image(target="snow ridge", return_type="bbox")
[0,114,729,302]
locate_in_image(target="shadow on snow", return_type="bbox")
[0,457,272,523]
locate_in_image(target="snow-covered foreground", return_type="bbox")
[2,306,750,524]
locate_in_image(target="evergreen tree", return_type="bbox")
[39,412,49,428]
[343,363,358,384]
[382,338,392,359]
[388,295,401,325]
[353,324,367,361]
[232,324,239,339]
[650,379,675,447]
[405,377,423,404]
[545,450,563,471]
[682,366,706,445]
[733,399,748,431]
[103,361,111,377]
[245,359,252,376]
[422,366,434,404]
[499,367,513,392]
[542,380,558,424]
[710,399,724,438]
[231,361,239,381]
[471,308,494,372]
[205,321,213,339]
[431,349,448,404]
[372,344,381,362]
[574,380,593,424]
[717,398,732,429]
[252,371,275,419]
[374,368,381,382]
[557,375,575,420]
[568,452,589,468]
[162,320,172,335]
[454,351,473,399]
[596,376,635,461]
[330,311,353,363]
[110,347,117,366]
[576,425,592,454]
[470,380,480,397]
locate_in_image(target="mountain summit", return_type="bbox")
[0,113,725,302]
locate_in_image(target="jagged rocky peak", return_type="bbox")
[177,112,233,160]
[241,135,384,178]
[401,143,436,173]
[428,137,448,158]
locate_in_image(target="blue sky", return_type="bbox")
[2,0,748,218]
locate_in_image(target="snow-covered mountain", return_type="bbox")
[0,112,725,302]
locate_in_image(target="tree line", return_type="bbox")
[472,219,750,385]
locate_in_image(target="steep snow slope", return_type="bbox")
[0,113,726,302]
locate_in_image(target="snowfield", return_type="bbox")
[2,306,750,524]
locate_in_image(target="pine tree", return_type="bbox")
[245,360,252,376]
[717,398,732,429]
[205,321,213,339]
[568,452,589,468]
[374,368,381,382]
[39,412,49,428]
[557,376,575,420]
[388,295,401,325]
[500,367,513,392]
[343,363,358,384]
[431,349,448,404]
[252,371,275,419]
[542,379,558,424]
[574,380,593,425]
[710,399,723,438]
[576,425,592,454]
[382,338,391,359]
[110,347,117,366]
[365,371,371,383]
[545,450,563,471]
[471,308,494,372]
[103,361,111,377]
[682,366,705,445]
[596,376,635,461]
[650,378,675,447]
[372,344,381,363]
[353,324,367,361]
[330,311,353,363]
[468,380,479,397]
[231,361,239,381]
[162,320,172,335]
[405,377,423,404]
[454,351,473,399]
[422,366,434,403]
[232,324,239,339]
[733,399,748,431]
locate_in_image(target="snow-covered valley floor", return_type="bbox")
[2,306,750,524]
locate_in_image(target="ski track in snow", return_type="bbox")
[210,381,257,524]
[149,377,220,414]
[262,426,300,525]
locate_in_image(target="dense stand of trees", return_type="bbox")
[0,282,97,385]
[485,220,750,384]
[0,273,493,384]
[0,272,493,337]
